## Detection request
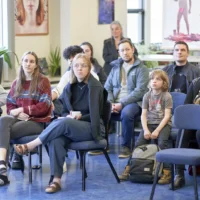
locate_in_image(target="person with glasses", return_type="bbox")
[0,51,52,186]
[14,53,105,193]
[104,39,149,158]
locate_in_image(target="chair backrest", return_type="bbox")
[170,92,186,115]
[174,104,200,130]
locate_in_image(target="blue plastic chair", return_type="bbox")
[150,104,200,200]
[169,92,186,145]
[68,95,120,191]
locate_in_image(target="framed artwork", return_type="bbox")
[98,0,115,24]
[15,0,48,36]
[162,0,200,49]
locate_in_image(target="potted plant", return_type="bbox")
[0,46,19,69]
[48,47,61,77]
[0,46,19,83]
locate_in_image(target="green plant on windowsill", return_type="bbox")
[144,60,159,69]
[48,47,61,76]
[0,46,19,69]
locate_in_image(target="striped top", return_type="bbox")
[6,74,52,122]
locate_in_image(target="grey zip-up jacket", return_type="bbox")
[163,62,200,92]
[104,57,149,107]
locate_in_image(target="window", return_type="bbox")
[0,0,3,47]
[150,0,163,43]
[127,0,144,44]
[0,0,9,48]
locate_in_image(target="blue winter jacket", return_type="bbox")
[104,57,149,107]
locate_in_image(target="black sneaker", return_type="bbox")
[118,146,131,158]
[11,152,24,170]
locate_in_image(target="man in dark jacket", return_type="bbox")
[105,39,149,158]
[163,41,200,94]
[163,41,200,190]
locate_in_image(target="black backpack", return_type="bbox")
[129,144,163,183]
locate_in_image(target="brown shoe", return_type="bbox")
[119,165,130,181]
[158,169,171,184]
[45,182,61,194]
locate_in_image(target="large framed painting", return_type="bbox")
[98,0,115,24]
[15,0,48,36]
[162,0,200,49]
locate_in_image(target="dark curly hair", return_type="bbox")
[63,45,83,60]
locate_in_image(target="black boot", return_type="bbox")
[169,169,185,190]
[12,152,24,171]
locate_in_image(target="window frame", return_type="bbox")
[127,0,145,44]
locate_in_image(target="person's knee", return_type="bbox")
[121,104,140,120]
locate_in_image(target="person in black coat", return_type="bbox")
[14,53,105,193]
[80,42,107,85]
[103,21,138,75]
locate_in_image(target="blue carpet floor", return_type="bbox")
[0,133,199,200]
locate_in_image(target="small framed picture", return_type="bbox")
[15,0,49,36]
[98,0,115,24]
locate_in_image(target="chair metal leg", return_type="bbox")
[28,153,32,183]
[150,162,162,200]
[82,151,86,191]
[76,151,79,160]
[39,145,42,166]
[102,149,120,183]
[79,151,84,169]
[192,166,199,200]
[116,121,122,136]
[171,164,175,190]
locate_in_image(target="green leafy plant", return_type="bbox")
[0,46,19,69]
[48,47,61,76]
[144,61,159,69]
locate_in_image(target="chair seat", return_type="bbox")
[69,139,107,150]
[156,148,200,165]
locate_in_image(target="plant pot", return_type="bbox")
[54,67,61,77]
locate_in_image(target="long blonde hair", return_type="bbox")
[14,51,40,97]
[70,53,91,84]
[16,0,45,25]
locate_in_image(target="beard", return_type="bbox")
[123,57,133,63]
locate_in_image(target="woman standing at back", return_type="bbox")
[103,21,138,76]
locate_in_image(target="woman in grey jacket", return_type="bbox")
[14,53,105,193]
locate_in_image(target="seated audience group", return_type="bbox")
[0,20,200,194]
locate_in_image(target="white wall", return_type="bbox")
[60,0,127,74]
[14,0,127,77]
[15,0,60,72]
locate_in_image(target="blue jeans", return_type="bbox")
[111,103,141,149]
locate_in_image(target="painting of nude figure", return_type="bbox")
[162,0,200,49]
